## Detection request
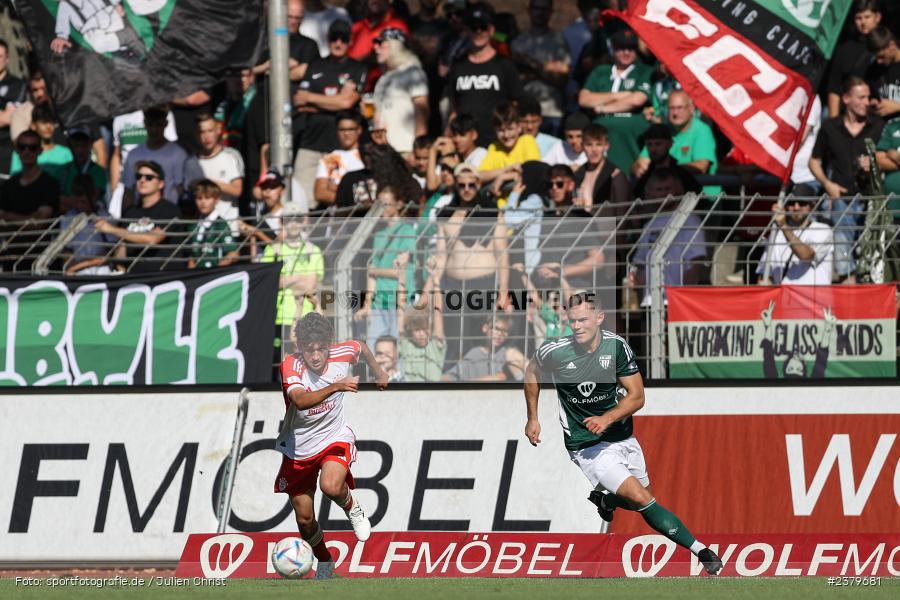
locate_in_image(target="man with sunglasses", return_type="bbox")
[757,197,834,286]
[445,2,523,146]
[348,0,409,90]
[293,19,367,209]
[0,130,59,222]
[95,161,182,273]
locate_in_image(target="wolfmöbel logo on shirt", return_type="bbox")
[455,75,500,91]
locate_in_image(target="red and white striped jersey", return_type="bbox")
[276,341,361,459]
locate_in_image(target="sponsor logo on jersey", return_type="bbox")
[598,355,612,369]
[455,74,500,91]
[565,362,576,370]
[577,382,596,397]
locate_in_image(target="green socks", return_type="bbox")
[638,499,699,551]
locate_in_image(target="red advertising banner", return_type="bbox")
[667,285,897,379]
[612,414,900,535]
[177,532,900,578]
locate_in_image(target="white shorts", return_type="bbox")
[568,435,649,494]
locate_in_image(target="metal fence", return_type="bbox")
[1,193,898,380]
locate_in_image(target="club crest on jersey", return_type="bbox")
[278,477,288,491]
[598,355,612,369]
[577,381,596,397]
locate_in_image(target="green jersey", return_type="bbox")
[535,331,640,451]
[189,218,236,269]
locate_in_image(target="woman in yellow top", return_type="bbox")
[478,102,541,206]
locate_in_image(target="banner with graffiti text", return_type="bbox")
[0,264,280,386]
[667,285,896,379]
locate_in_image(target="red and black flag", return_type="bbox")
[609,0,853,180]
[14,0,264,127]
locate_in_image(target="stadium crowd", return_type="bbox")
[0,0,899,381]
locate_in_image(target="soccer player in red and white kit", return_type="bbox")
[274,312,389,579]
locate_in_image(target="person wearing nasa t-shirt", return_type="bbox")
[275,313,389,579]
[293,19,367,207]
[445,3,523,146]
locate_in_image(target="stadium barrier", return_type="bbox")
[2,385,897,566]
[1,194,898,379]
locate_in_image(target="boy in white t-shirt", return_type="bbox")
[313,112,364,208]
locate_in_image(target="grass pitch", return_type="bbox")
[1,577,898,599]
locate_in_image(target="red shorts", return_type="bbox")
[274,441,356,496]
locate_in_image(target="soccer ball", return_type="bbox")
[271,537,314,579]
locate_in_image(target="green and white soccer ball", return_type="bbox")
[271,537,314,579]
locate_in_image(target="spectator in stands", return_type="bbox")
[534,163,609,292]
[809,77,884,283]
[631,169,707,305]
[373,335,403,382]
[60,129,107,208]
[790,95,824,196]
[408,0,450,134]
[397,257,446,382]
[511,261,573,347]
[0,38,26,179]
[10,69,49,142]
[261,204,324,355]
[543,111,589,168]
[441,314,525,382]
[646,62,683,125]
[562,0,601,111]
[433,164,508,358]
[578,28,652,172]
[826,0,882,118]
[313,112,364,207]
[757,198,834,286]
[355,186,417,340]
[631,124,701,201]
[187,180,238,269]
[185,113,246,210]
[255,169,287,239]
[479,102,541,191]
[876,113,900,197]
[254,0,320,88]
[293,19,367,206]
[445,2,523,145]
[334,139,422,213]
[0,130,59,221]
[633,91,720,196]
[122,107,188,208]
[511,0,570,136]
[573,124,630,210]
[61,175,114,276]
[865,26,900,119]
[349,0,410,90]
[410,135,434,190]
[95,160,181,273]
[300,0,352,57]
[496,164,545,274]
[517,96,561,159]
[10,103,73,185]
[110,106,177,199]
[448,113,488,169]
[216,68,257,152]
[372,27,429,155]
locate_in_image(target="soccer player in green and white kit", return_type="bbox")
[524,292,723,575]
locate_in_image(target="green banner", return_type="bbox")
[756,0,852,58]
[0,264,280,386]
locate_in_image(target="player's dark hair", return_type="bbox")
[193,178,222,199]
[866,26,894,52]
[547,164,575,181]
[566,291,602,311]
[31,103,56,124]
[517,95,542,118]
[294,313,334,351]
[335,110,362,127]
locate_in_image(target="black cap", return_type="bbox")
[464,2,494,29]
[375,27,407,45]
[611,29,639,50]
[328,19,352,39]
[258,169,285,187]
[135,160,165,179]
[641,123,673,143]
